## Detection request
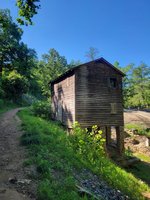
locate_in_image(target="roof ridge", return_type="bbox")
[50,57,125,84]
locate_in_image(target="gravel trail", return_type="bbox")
[0,108,36,200]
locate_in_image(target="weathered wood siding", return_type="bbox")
[75,61,124,127]
[51,73,75,128]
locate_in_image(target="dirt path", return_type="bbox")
[0,108,36,200]
[124,111,150,128]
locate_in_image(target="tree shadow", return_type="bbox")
[52,84,73,126]
[126,160,150,186]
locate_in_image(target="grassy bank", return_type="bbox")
[18,109,84,200]
[18,109,150,200]
[134,153,150,163]
[125,153,150,186]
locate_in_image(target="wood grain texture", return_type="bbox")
[51,60,124,129]
[75,62,124,128]
[51,72,75,128]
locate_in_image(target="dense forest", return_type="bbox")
[0,9,150,109]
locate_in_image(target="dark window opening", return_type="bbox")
[110,78,117,88]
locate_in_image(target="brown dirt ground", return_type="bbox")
[0,108,36,200]
[124,110,150,128]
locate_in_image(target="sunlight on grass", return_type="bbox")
[18,108,150,200]
[134,153,150,163]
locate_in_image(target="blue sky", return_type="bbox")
[1,0,150,66]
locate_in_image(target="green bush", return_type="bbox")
[70,123,105,165]
[31,101,51,119]
[69,122,149,199]
[2,70,29,102]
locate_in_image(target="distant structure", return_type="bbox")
[50,57,125,154]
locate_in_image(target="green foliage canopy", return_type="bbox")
[16,0,41,25]
[0,9,22,75]
[2,70,29,102]
[0,9,39,101]
[115,62,150,108]
[36,48,68,97]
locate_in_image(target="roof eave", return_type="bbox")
[50,57,126,85]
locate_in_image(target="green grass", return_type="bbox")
[134,153,150,163]
[18,109,150,200]
[18,109,86,200]
[125,123,150,137]
[125,123,144,131]
[0,99,18,115]
[126,160,150,186]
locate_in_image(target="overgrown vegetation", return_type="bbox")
[31,100,51,119]
[0,99,17,115]
[125,123,150,137]
[19,108,150,200]
[114,62,150,108]
[19,109,85,200]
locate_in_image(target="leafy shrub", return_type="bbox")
[69,122,150,199]
[70,122,105,165]
[31,101,51,119]
[2,70,29,102]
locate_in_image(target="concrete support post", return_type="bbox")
[116,126,124,155]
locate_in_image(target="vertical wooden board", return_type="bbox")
[75,62,124,128]
[51,73,75,128]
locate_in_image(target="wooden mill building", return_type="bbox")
[50,57,125,154]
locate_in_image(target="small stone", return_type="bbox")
[9,177,17,184]
[17,179,31,185]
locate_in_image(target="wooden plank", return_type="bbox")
[75,63,124,127]
[51,73,75,128]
